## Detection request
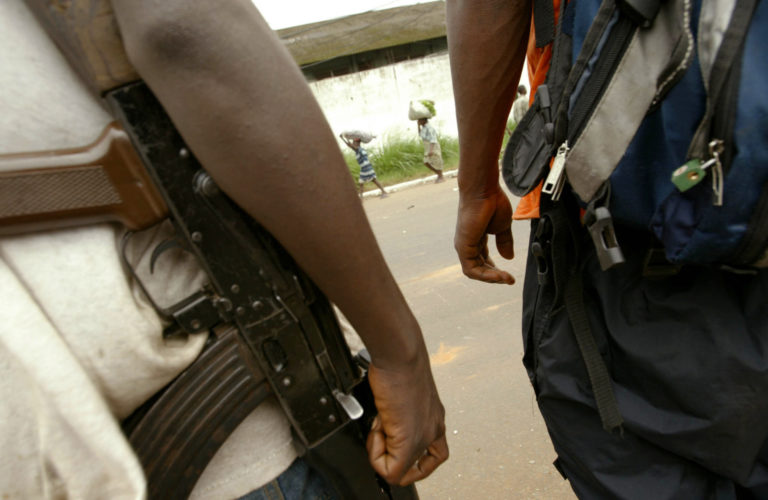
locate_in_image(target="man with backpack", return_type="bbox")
[446,0,768,497]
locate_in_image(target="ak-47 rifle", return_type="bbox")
[0,81,419,499]
[108,81,418,499]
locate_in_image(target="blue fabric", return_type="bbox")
[568,0,768,265]
[667,0,768,264]
[355,147,377,182]
[522,220,768,498]
[237,458,339,500]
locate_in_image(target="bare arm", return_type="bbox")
[339,134,355,151]
[110,0,447,485]
[446,0,531,284]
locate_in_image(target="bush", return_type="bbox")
[342,132,459,186]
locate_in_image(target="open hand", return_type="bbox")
[454,186,515,284]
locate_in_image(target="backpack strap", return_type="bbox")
[537,193,625,434]
[533,0,556,47]
[564,263,624,433]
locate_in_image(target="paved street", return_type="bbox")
[361,177,576,500]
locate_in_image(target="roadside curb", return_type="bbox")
[361,168,458,199]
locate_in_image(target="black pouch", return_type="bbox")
[501,0,574,196]
[502,84,555,196]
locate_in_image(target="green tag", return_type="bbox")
[671,159,706,192]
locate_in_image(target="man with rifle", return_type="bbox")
[0,0,448,498]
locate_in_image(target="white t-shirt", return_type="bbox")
[0,1,296,498]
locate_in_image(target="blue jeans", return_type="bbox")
[237,458,339,500]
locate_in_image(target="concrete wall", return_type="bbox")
[309,51,531,150]
[308,51,458,146]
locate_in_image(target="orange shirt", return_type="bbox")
[512,0,563,220]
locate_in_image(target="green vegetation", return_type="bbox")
[419,100,436,117]
[343,132,459,186]
[502,119,516,152]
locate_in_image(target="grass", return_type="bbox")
[343,132,459,186]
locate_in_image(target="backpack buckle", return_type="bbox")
[584,206,625,271]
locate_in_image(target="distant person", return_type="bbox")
[341,135,388,198]
[511,84,529,128]
[417,118,445,183]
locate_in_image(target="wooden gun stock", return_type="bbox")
[0,122,167,235]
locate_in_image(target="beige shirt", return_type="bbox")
[0,1,296,498]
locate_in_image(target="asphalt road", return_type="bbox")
[361,176,576,500]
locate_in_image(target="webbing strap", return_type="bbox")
[564,269,624,433]
[544,197,624,434]
[534,0,556,47]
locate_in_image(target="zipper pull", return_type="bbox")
[708,139,724,206]
[542,141,569,201]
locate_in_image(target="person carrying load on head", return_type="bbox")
[409,100,445,183]
[340,131,388,198]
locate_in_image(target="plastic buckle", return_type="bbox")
[584,206,625,271]
[536,85,554,144]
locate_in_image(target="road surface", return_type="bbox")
[361,177,576,500]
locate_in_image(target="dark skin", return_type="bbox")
[446,0,532,285]
[339,135,388,198]
[417,118,445,182]
[110,0,447,485]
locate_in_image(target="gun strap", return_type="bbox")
[22,0,139,94]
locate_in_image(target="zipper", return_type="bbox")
[715,0,764,264]
[651,0,694,108]
[542,3,643,270]
[566,13,636,145]
[542,141,569,200]
[544,6,636,201]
